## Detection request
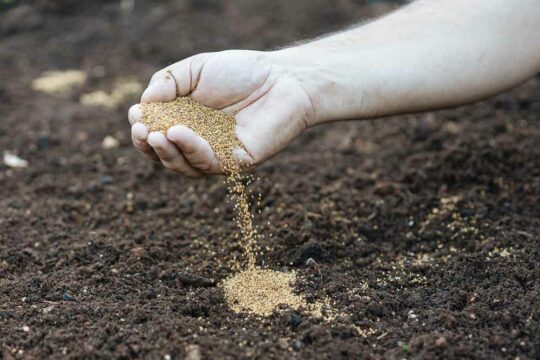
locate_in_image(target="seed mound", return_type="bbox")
[221,269,306,317]
[221,269,336,318]
[140,97,258,268]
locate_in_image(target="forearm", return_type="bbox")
[271,0,540,125]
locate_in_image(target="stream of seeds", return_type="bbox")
[140,97,329,317]
[141,97,257,267]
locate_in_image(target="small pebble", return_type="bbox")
[288,312,301,328]
[435,336,447,347]
[3,151,28,168]
[37,135,50,150]
[63,293,76,302]
[98,175,113,185]
[185,344,201,360]
[278,338,289,350]
[102,135,119,149]
[291,240,323,265]
[178,272,215,288]
[293,339,304,350]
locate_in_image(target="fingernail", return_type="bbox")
[128,105,142,124]
[141,84,158,102]
[147,132,161,147]
[141,81,175,103]
[166,125,183,140]
[132,123,148,140]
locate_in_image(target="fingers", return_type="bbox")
[141,56,204,103]
[132,54,223,177]
[131,122,207,178]
[131,123,160,162]
[147,132,204,178]
[141,70,176,103]
[166,125,222,174]
[233,147,256,171]
[128,104,142,125]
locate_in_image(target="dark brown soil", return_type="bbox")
[1,1,539,359]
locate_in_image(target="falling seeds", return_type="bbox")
[141,97,259,268]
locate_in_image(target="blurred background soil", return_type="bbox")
[0,0,538,358]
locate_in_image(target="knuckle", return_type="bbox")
[186,172,203,179]
[158,152,173,162]
[132,137,146,149]
[149,69,167,84]
[162,161,177,171]
[196,161,214,174]
[136,147,150,156]
[142,151,159,163]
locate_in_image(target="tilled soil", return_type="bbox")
[0,1,539,359]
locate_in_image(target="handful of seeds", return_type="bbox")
[140,97,242,174]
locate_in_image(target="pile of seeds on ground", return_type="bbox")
[221,269,305,317]
[140,97,333,317]
[221,268,337,318]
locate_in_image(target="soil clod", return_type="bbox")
[290,240,323,265]
[62,293,76,302]
[178,272,216,288]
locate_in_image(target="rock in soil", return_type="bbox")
[178,272,215,288]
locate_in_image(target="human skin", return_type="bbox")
[129,0,540,178]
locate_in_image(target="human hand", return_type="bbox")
[128,50,317,178]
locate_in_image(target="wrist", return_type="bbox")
[269,42,379,126]
[268,46,342,127]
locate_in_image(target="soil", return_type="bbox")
[0,1,539,359]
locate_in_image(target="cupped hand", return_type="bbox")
[128,50,316,178]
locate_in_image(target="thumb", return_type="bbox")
[141,55,205,103]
